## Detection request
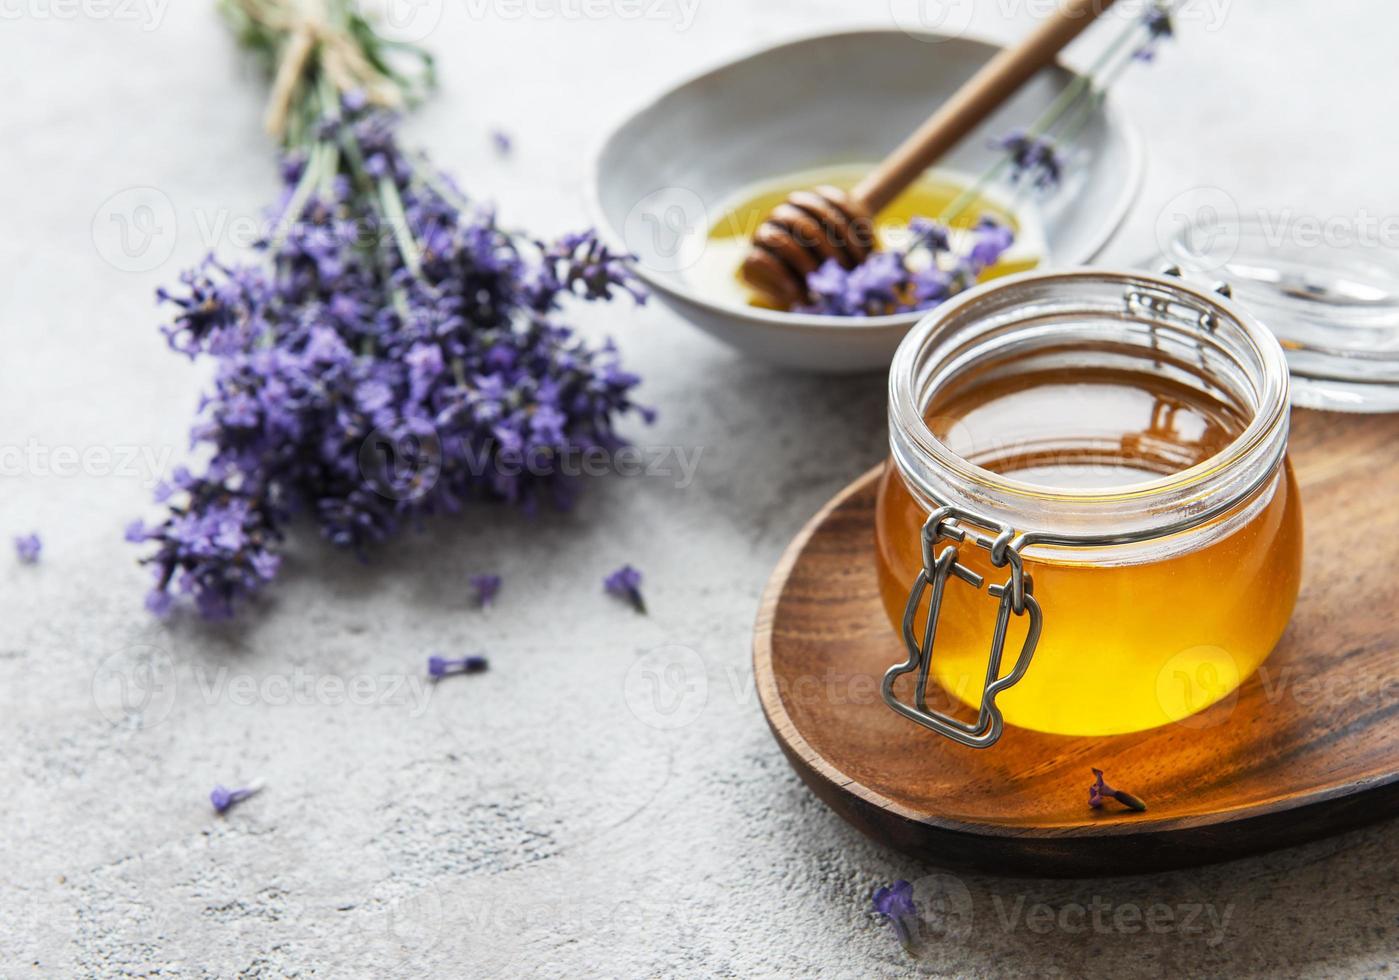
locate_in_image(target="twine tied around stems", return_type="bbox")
[228,0,406,139]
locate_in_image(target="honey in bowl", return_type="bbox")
[875,361,1303,738]
[688,166,1044,311]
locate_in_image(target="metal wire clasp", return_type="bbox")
[881,506,1043,748]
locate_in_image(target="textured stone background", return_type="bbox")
[3,0,1396,976]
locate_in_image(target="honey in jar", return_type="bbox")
[875,269,1302,742]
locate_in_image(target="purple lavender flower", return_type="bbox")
[427,653,489,678]
[132,476,283,620]
[801,215,1013,318]
[156,259,269,358]
[14,534,41,564]
[604,564,645,613]
[843,251,908,315]
[803,252,908,318]
[210,782,262,814]
[470,573,502,608]
[129,105,650,619]
[1135,2,1175,61]
[909,264,953,306]
[990,129,1065,191]
[541,230,649,306]
[872,880,919,954]
[804,259,858,317]
[907,217,951,255]
[490,128,512,156]
[967,217,1014,270]
[1088,768,1147,811]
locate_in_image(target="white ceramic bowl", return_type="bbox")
[588,29,1144,373]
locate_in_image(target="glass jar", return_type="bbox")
[875,269,1302,745]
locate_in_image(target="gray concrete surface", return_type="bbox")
[3,1,1397,976]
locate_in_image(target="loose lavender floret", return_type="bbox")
[1135,2,1175,61]
[428,653,489,678]
[490,129,512,156]
[604,564,645,613]
[128,99,650,619]
[872,880,919,954]
[991,130,1065,191]
[210,782,262,814]
[801,215,1014,317]
[1088,767,1148,811]
[470,573,502,608]
[14,533,41,564]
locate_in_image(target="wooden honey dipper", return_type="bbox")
[741,0,1119,309]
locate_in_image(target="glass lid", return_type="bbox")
[1157,213,1399,413]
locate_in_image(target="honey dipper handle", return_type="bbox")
[852,0,1119,214]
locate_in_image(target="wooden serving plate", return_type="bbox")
[754,409,1399,877]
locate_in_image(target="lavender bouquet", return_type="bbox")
[802,0,1176,317]
[126,0,649,619]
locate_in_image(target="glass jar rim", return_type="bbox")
[887,268,1292,549]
